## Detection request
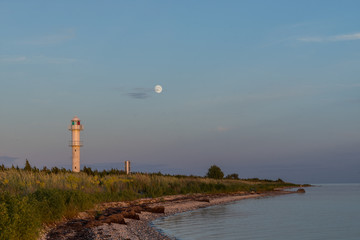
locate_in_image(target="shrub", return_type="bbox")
[206,165,224,179]
[31,189,67,223]
[225,173,239,180]
[0,193,41,240]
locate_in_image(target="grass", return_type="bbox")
[0,168,298,240]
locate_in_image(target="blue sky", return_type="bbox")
[1,1,359,183]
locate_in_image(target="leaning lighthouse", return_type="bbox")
[69,116,83,172]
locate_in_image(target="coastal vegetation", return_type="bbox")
[0,161,298,240]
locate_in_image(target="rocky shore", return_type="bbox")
[40,189,301,240]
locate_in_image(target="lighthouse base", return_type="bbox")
[72,146,80,172]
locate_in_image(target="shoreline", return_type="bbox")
[42,189,300,240]
[95,193,268,240]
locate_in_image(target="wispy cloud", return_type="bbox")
[298,37,323,42]
[0,55,77,64]
[34,56,77,64]
[125,87,154,100]
[298,32,360,42]
[330,33,360,41]
[115,86,162,100]
[18,29,76,45]
[127,92,150,99]
[0,56,27,63]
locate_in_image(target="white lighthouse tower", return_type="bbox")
[69,116,83,172]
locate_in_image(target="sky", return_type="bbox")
[0,1,359,183]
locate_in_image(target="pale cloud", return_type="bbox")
[33,56,77,64]
[298,32,360,42]
[330,33,360,41]
[0,55,77,64]
[0,56,27,62]
[297,37,323,42]
[19,29,76,45]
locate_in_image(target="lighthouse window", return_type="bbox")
[77,121,80,125]
[72,121,75,125]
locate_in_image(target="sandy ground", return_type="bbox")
[40,190,298,240]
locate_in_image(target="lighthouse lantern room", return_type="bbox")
[69,116,83,172]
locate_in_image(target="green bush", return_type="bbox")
[225,173,239,180]
[31,189,96,223]
[206,165,224,179]
[0,193,41,240]
[31,189,67,223]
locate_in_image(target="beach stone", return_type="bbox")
[85,220,103,228]
[123,210,140,220]
[130,206,143,213]
[197,198,210,203]
[107,213,126,224]
[297,188,306,193]
[105,207,123,215]
[89,213,126,226]
[144,206,165,213]
[77,211,92,219]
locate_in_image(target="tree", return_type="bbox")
[32,166,39,173]
[206,165,224,179]
[41,166,51,174]
[225,173,239,180]
[51,166,60,174]
[24,159,32,171]
[83,166,94,176]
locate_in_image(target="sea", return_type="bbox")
[152,184,360,240]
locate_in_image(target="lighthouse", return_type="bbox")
[69,116,83,172]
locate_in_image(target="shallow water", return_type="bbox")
[152,184,360,240]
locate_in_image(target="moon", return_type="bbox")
[154,85,163,93]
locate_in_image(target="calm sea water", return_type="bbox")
[152,184,360,240]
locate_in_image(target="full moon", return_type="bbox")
[154,85,163,93]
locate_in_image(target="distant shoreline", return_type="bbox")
[42,189,302,239]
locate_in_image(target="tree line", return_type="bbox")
[0,160,284,182]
